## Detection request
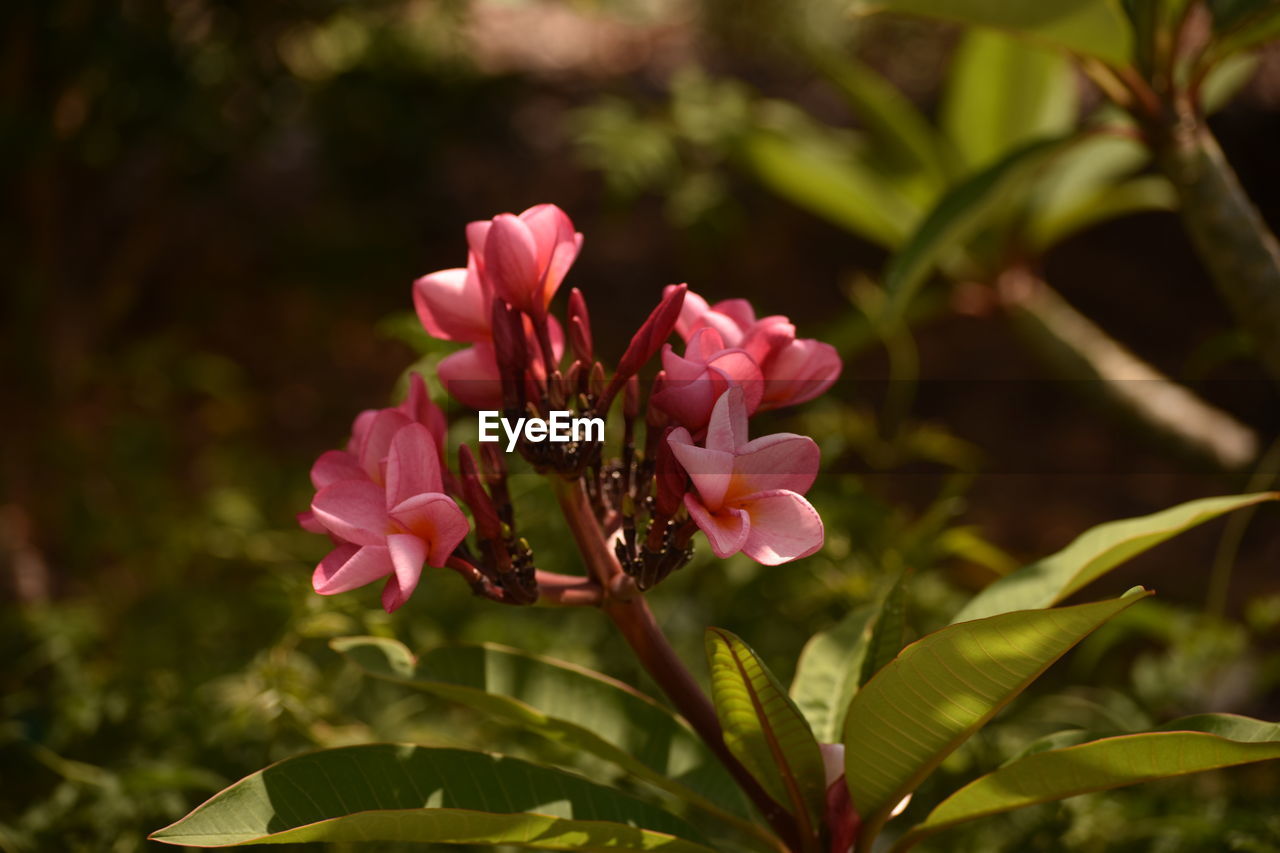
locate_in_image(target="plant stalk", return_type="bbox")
[553,477,805,852]
[1147,103,1280,383]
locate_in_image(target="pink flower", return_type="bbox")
[668,387,823,565]
[467,204,582,315]
[309,421,469,612]
[653,327,764,433]
[676,288,841,410]
[412,260,491,344]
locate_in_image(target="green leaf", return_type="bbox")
[892,714,1280,850]
[738,107,921,248]
[1201,51,1260,113]
[941,28,1078,171]
[882,135,1071,323]
[851,0,1133,66]
[331,638,750,829]
[1028,174,1176,250]
[1206,2,1280,60]
[859,572,910,686]
[842,589,1149,838]
[150,744,715,850]
[790,603,878,743]
[814,52,952,191]
[706,628,827,840]
[952,492,1278,623]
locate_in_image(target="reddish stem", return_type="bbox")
[552,477,804,851]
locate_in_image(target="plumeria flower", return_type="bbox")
[468,204,582,315]
[413,210,570,409]
[310,421,469,612]
[298,373,446,534]
[675,287,842,410]
[667,387,823,564]
[653,327,764,433]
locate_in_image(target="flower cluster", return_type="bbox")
[302,204,841,611]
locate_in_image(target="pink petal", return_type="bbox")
[684,495,750,558]
[313,543,394,595]
[705,352,765,413]
[386,533,427,609]
[519,204,580,304]
[485,214,540,308]
[710,299,757,333]
[465,220,492,268]
[760,339,842,409]
[389,493,470,566]
[311,479,389,546]
[297,509,328,534]
[385,423,444,507]
[730,433,820,499]
[357,409,413,482]
[347,409,378,454]
[413,267,491,342]
[310,450,365,490]
[669,439,735,511]
[675,288,712,340]
[400,372,448,459]
[685,327,728,363]
[437,343,503,410]
[704,386,751,454]
[740,315,795,365]
[737,490,824,565]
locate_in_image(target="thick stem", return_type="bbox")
[552,477,804,851]
[1148,105,1280,383]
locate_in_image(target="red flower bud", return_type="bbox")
[568,288,593,363]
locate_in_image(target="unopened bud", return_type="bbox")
[458,445,502,541]
[588,361,606,401]
[606,284,687,404]
[623,375,641,420]
[654,427,687,518]
[568,288,594,363]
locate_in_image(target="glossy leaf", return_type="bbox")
[842,588,1149,838]
[892,714,1280,850]
[882,135,1071,323]
[850,0,1133,66]
[332,638,749,824]
[151,744,714,850]
[953,492,1278,623]
[790,603,878,743]
[706,628,827,838]
[942,28,1078,170]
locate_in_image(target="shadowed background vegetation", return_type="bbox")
[3,1,1279,850]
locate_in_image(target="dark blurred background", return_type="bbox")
[3,1,1280,850]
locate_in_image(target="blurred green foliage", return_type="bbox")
[3,0,1279,850]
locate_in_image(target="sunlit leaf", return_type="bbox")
[892,714,1280,850]
[150,744,714,849]
[331,638,751,828]
[842,589,1149,838]
[706,628,827,836]
[952,492,1278,623]
[941,29,1078,170]
[851,0,1133,66]
[790,603,878,743]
